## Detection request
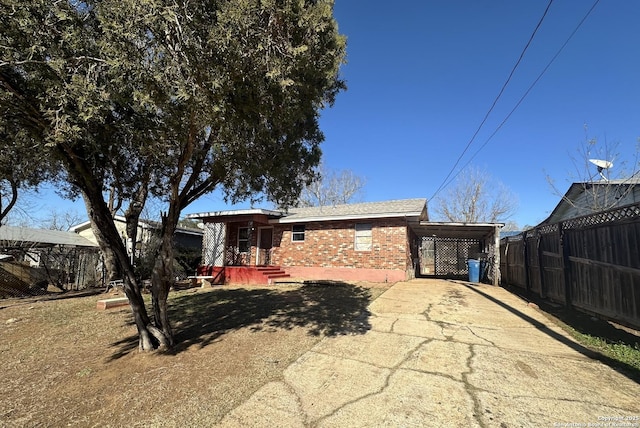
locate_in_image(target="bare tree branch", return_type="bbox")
[546,132,640,215]
[298,164,366,207]
[433,166,517,223]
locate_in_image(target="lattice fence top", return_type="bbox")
[503,202,640,243]
[537,223,559,235]
[562,202,640,230]
[524,223,558,239]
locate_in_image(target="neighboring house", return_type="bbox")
[1,225,98,252]
[70,216,203,258]
[187,198,503,285]
[542,178,640,225]
[0,225,100,294]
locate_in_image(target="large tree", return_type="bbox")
[0,99,54,225]
[432,166,518,223]
[0,0,345,350]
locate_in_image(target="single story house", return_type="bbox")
[70,215,203,259]
[187,198,503,285]
[541,178,640,225]
[0,225,100,294]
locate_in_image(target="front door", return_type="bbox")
[256,227,273,265]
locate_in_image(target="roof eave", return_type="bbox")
[273,211,425,224]
[419,221,504,227]
[186,209,286,220]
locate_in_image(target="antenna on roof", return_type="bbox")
[588,158,613,181]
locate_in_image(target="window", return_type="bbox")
[238,227,249,253]
[354,223,372,251]
[292,225,305,242]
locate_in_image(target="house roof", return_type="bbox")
[186,198,429,224]
[185,208,285,221]
[0,226,99,248]
[70,216,203,236]
[278,198,428,223]
[541,178,640,225]
[500,230,524,239]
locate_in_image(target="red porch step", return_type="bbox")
[256,266,291,283]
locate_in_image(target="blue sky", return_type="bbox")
[23,0,640,228]
[314,0,639,227]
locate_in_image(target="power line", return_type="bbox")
[428,0,554,202]
[437,0,601,194]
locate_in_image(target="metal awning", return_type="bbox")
[410,222,503,240]
[0,226,98,249]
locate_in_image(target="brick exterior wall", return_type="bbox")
[205,217,416,282]
[270,218,411,272]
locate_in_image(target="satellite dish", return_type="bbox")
[196,222,205,229]
[588,158,613,181]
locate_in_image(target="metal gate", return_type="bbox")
[419,236,481,277]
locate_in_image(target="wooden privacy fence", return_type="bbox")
[500,202,640,329]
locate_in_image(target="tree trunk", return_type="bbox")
[0,178,18,224]
[81,187,175,351]
[57,147,169,351]
[122,276,155,351]
[123,174,150,266]
[150,209,179,348]
[79,190,167,348]
[95,236,122,283]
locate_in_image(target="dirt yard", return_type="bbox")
[0,282,389,427]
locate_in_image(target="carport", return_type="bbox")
[409,222,503,285]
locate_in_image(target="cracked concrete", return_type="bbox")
[216,279,640,427]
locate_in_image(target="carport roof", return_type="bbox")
[411,222,503,240]
[0,226,98,248]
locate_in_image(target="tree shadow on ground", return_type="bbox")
[108,281,374,359]
[478,283,640,383]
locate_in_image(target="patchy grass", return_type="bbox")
[504,286,640,381]
[0,282,388,427]
[543,311,640,380]
[561,325,640,372]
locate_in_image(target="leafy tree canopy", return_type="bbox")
[0,0,345,350]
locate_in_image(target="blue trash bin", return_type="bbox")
[468,259,480,282]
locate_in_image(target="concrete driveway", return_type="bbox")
[217,279,640,427]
